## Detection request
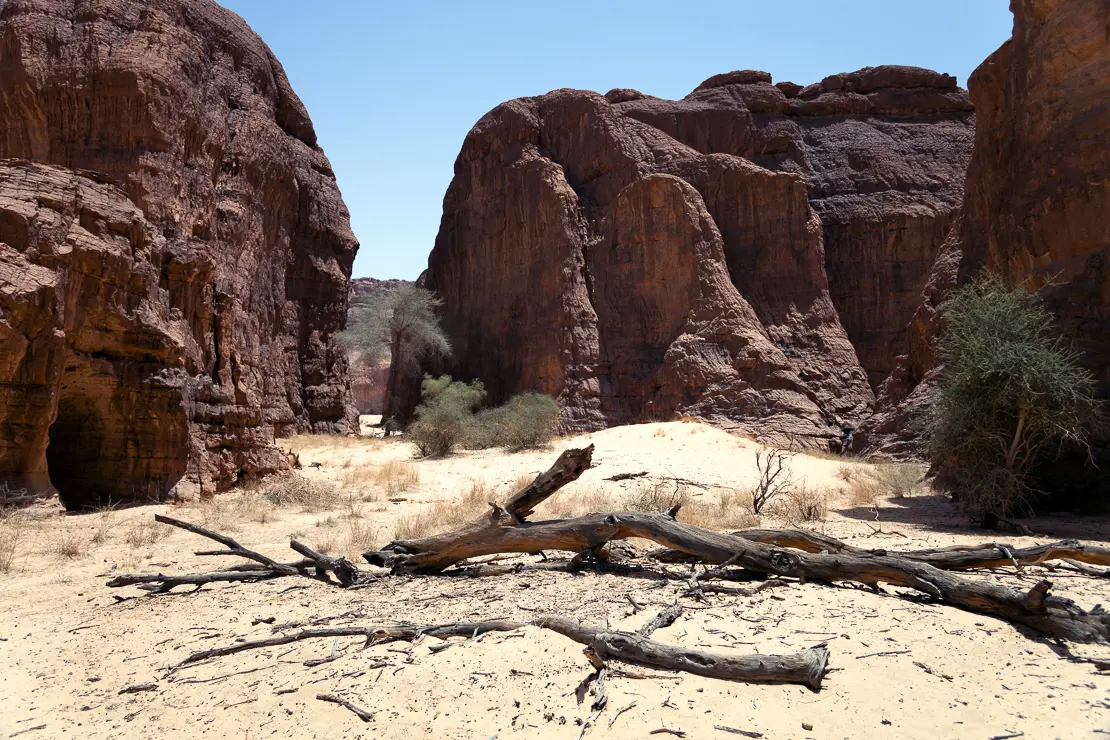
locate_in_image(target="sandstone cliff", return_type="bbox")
[418,67,973,444]
[0,0,358,507]
[863,0,1109,502]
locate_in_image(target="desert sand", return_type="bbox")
[2,421,1108,739]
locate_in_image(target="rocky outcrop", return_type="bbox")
[0,0,358,507]
[347,278,411,414]
[418,66,973,444]
[863,0,1109,502]
[614,65,974,387]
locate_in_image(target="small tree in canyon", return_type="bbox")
[923,273,1103,517]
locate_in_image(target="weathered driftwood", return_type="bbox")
[363,448,1110,643]
[105,514,365,592]
[175,612,828,689]
[107,446,1110,645]
[652,530,1110,573]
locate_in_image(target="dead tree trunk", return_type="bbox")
[363,448,1110,643]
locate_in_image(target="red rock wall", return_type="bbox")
[425,85,886,446]
[0,0,358,506]
[863,0,1109,501]
[419,67,973,445]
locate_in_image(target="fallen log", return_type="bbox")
[649,529,1110,573]
[362,449,1109,643]
[174,614,828,690]
[725,530,1110,571]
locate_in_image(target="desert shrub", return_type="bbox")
[871,463,924,498]
[678,489,759,531]
[785,484,828,524]
[749,449,796,514]
[408,375,559,456]
[407,375,487,457]
[922,274,1104,516]
[470,392,560,451]
[626,481,689,512]
[124,516,170,549]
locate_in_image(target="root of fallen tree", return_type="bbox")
[106,445,1110,693]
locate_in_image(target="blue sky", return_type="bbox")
[220,1,1014,280]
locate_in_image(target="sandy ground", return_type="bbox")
[1,420,1109,739]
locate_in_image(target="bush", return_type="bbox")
[470,392,560,451]
[407,375,559,456]
[407,375,487,457]
[922,273,1104,517]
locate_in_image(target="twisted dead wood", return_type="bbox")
[363,448,1109,643]
[174,613,829,690]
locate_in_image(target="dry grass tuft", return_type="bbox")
[374,460,420,494]
[124,516,170,549]
[653,427,667,438]
[0,510,25,573]
[538,483,622,519]
[262,475,342,512]
[391,478,504,541]
[871,463,926,498]
[47,527,87,559]
[284,434,378,453]
[842,462,927,507]
[785,484,829,524]
[846,478,881,507]
[678,489,759,531]
[626,480,688,513]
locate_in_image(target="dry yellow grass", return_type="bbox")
[677,489,759,531]
[261,475,342,512]
[0,510,25,573]
[374,460,420,494]
[391,478,503,541]
[785,484,829,524]
[46,526,87,559]
[283,433,380,453]
[124,516,170,548]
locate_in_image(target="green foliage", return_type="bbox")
[389,285,450,372]
[338,285,449,372]
[470,392,561,452]
[337,292,392,364]
[406,376,560,457]
[407,376,487,457]
[922,273,1103,516]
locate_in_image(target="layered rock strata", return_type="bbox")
[0,0,358,506]
[417,66,974,443]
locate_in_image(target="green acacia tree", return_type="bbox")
[923,273,1104,517]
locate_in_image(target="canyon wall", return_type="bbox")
[0,0,358,506]
[863,0,1110,502]
[418,67,973,444]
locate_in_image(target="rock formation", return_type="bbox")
[0,0,358,507]
[418,66,973,444]
[862,0,1110,503]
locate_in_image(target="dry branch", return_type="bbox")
[173,615,828,689]
[361,450,1109,643]
[105,514,366,592]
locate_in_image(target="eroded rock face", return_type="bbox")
[0,0,358,506]
[418,65,973,444]
[615,65,974,387]
[862,0,1110,502]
